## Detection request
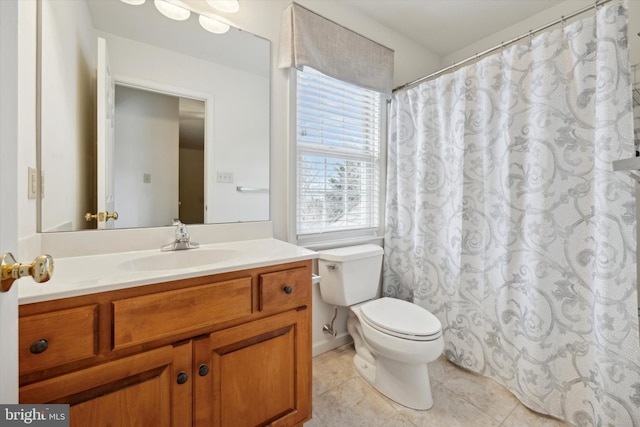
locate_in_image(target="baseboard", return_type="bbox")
[312,333,352,357]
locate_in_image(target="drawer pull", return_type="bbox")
[30,339,49,354]
[199,364,209,377]
[177,371,189,385]
[283,285,293,294]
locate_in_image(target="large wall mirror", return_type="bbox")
[38,0,270,232]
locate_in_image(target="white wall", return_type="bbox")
[114,86,179,229]
[312,276,353,356]
[17,0,37,243]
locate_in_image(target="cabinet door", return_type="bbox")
[20,342,192,427]
[194,309,311,427]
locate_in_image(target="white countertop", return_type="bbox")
[19,238,317,305]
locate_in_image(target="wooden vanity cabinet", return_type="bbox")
[194,309,311,427]
[18,260,312,427]
[20,343,191,427]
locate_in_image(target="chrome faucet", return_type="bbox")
[161,219,199,251]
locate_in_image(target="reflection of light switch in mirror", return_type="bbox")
[217,172,234,183]
[28,167,37,199]
[143,173,151,184]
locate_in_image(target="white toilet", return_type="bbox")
[318,244,444,410]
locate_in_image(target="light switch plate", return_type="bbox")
[217,172,234,183]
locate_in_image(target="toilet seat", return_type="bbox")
[360,297,442,341]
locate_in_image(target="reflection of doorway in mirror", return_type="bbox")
[113,85,205,228]
[178,98,205,224]
[97,37,116,230]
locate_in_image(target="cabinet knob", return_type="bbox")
[199,364,209,377]
[177,371,189,384]
[283,285,293,294]
[29,339,49,354]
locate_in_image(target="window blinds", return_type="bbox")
[296,68,381,236]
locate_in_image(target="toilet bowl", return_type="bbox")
[317,245,443,410]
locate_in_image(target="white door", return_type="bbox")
[0,0,20,403]
[97,37,116,230]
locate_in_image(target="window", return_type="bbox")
[296,68,383,242]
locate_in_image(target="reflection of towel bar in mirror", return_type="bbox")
[236,186,269,193]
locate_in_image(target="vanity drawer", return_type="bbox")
[112,277,252,350]
[259,267,310,312]
[19,305,98,375]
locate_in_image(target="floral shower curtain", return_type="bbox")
[384,2,640,425]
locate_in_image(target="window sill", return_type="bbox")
[298,235,383,251]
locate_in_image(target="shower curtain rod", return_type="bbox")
[393,0,614,93]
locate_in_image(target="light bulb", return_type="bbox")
[120,0,146,5]
[206,0,239,14]
[199,15,230,34]
[154,0,190,21]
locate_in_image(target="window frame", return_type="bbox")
[290,67,387,247]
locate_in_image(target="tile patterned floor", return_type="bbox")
[307,343,571,427]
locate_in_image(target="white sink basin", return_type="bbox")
[118,249,240,272]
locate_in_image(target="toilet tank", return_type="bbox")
[317,244,384,306]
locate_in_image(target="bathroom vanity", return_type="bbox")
[17,239,315,427]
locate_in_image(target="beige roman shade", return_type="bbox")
[278,2,394,95]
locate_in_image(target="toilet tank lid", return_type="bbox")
[318,244,383,262]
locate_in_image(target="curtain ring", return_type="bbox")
[560,15,565,28]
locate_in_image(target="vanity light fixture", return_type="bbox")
[153,0,191,21]
[206,0,240,14]
[199,14,230,34]
[121,0,232,35]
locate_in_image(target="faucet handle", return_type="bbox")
[172,218,183,226]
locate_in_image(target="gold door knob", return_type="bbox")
[85,212,118,222]
[1,252,54,293]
